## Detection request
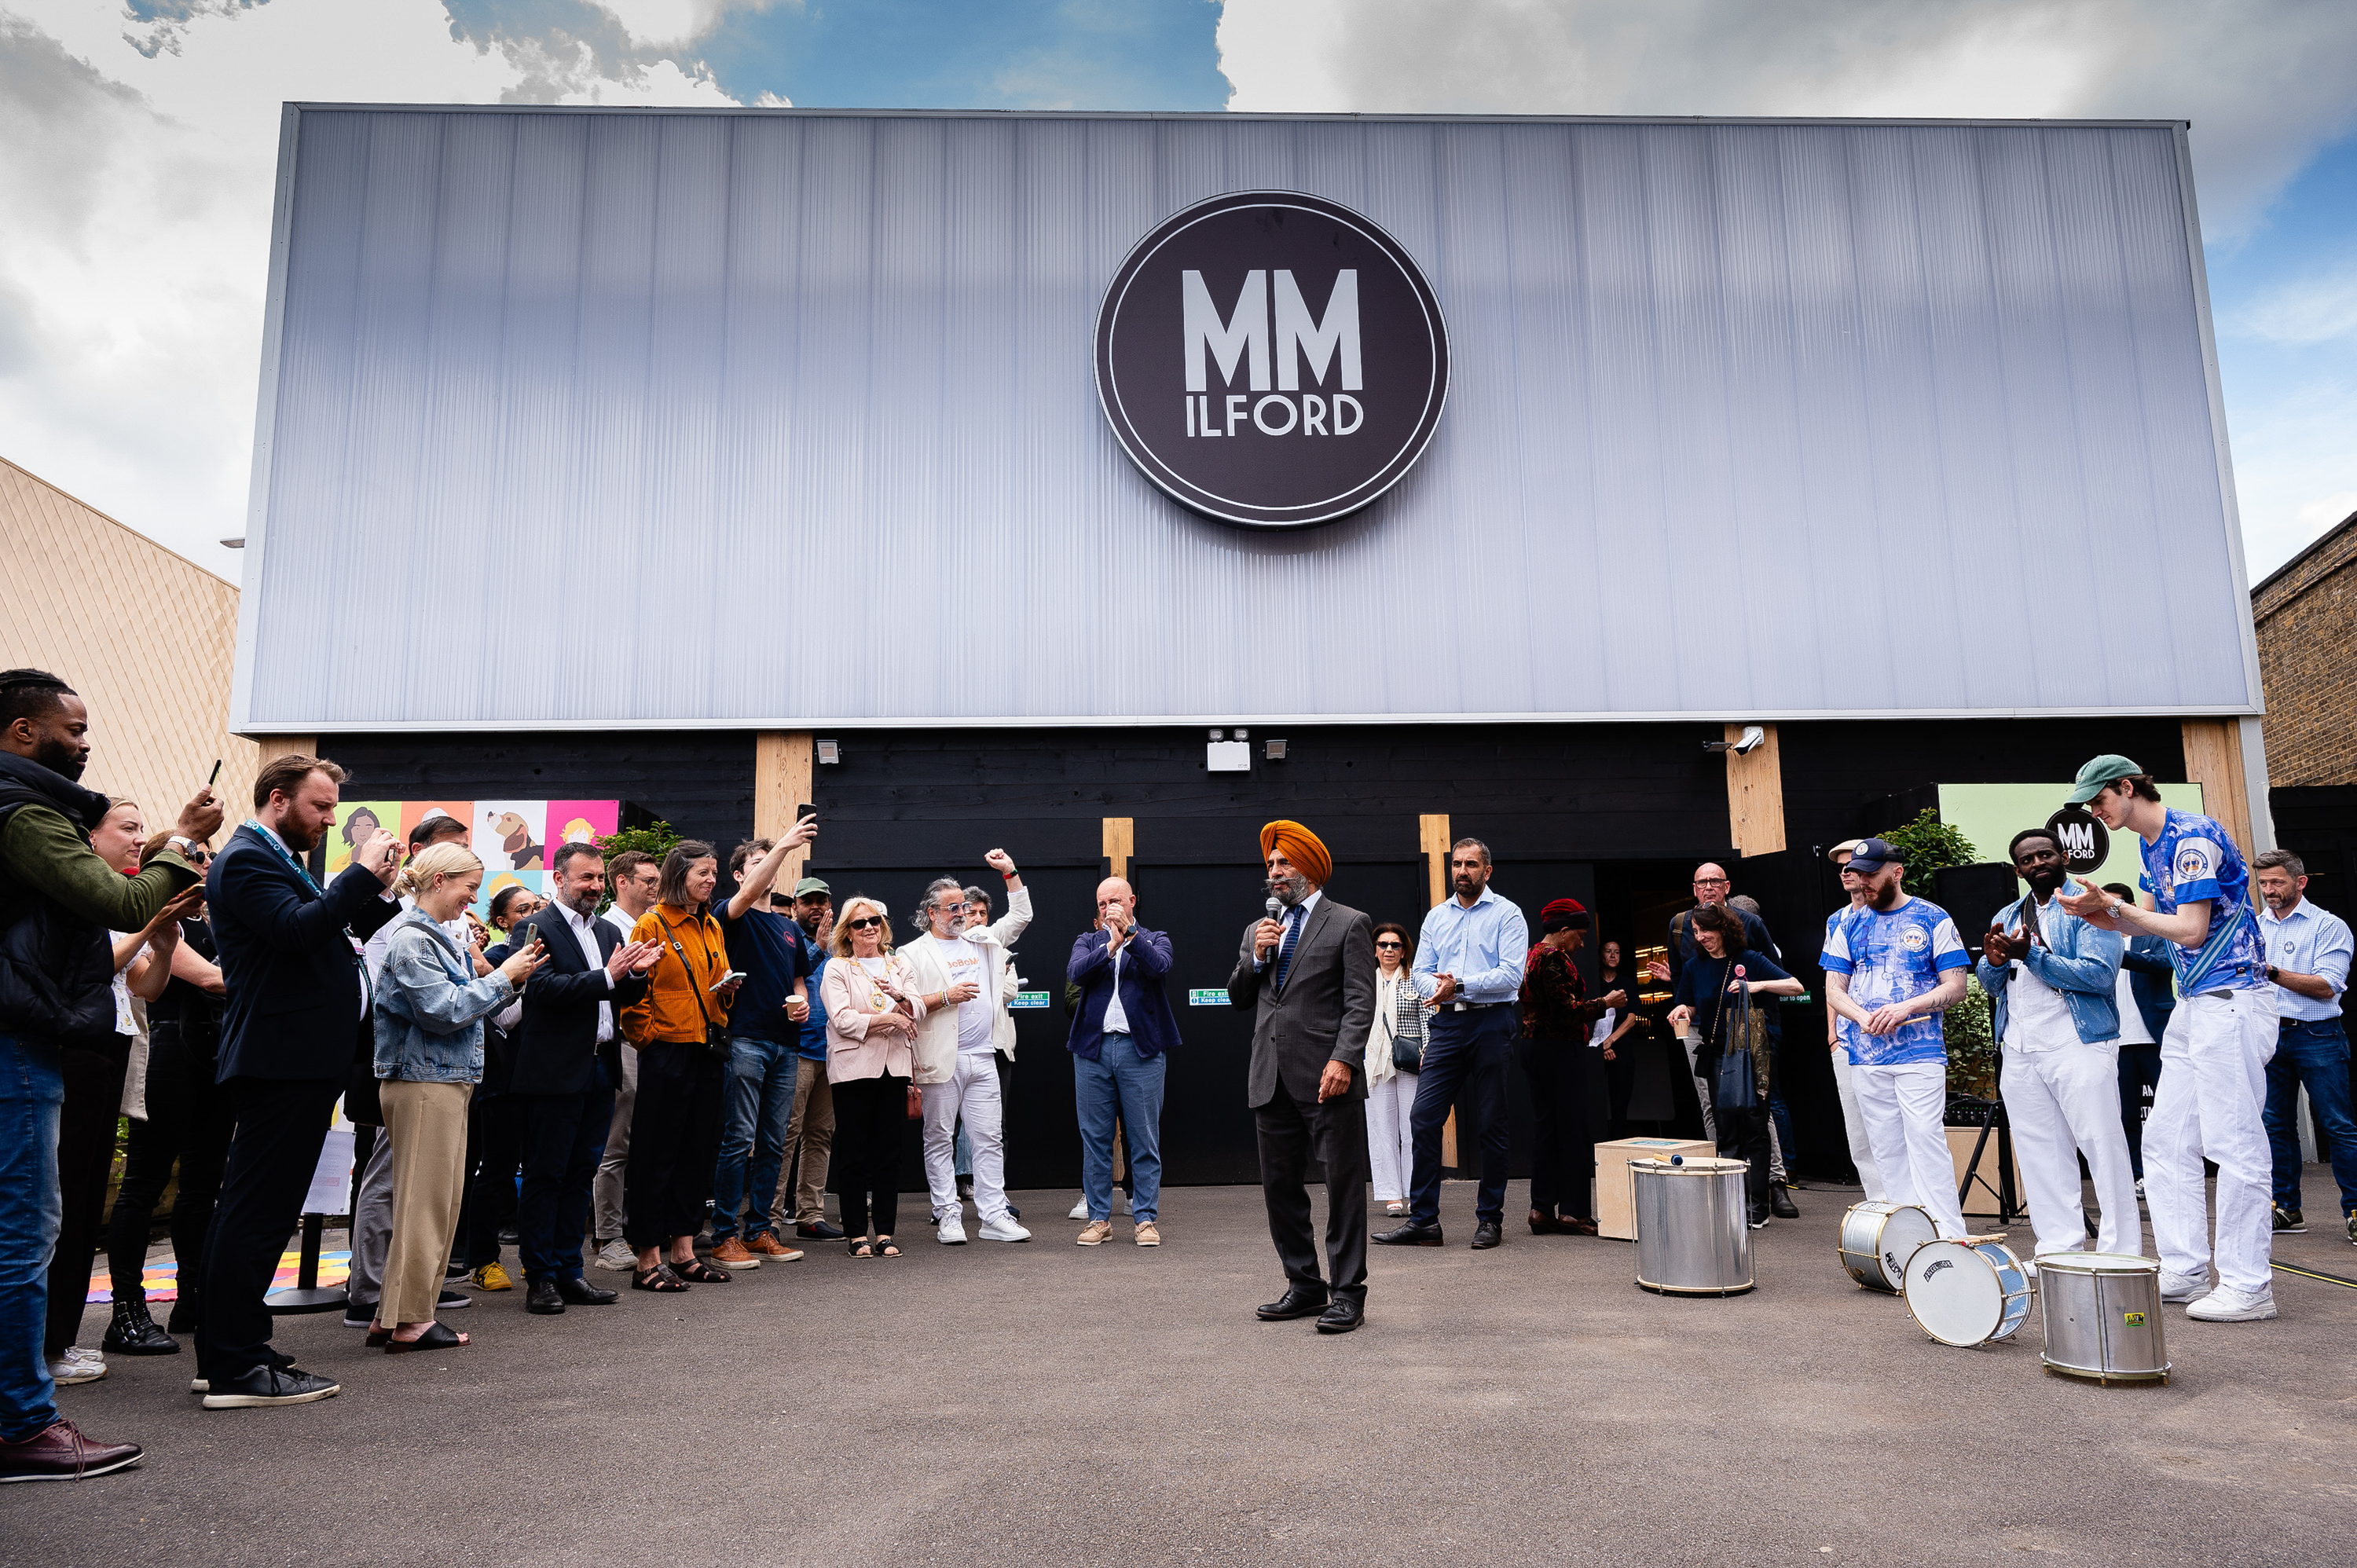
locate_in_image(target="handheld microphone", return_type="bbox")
[1264,894,1281,959]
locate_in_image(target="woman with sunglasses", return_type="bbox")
[819,898,926,1257]
[1363,922,1428,1218]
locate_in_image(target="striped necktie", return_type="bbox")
[1274,905,1304,993]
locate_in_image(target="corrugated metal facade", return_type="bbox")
[235,108,2256,731]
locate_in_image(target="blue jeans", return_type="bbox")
[1076,1033,1164,1222]
[712,1038,798,1243]
[2264,1017,2357,1214]
[0,1033,64,1440]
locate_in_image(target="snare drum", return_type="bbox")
[1632,1156,1754,1296]
[2037,1252,2171,1385]
[1836,1200,1937,1293]
[1904,1236,2033,1346]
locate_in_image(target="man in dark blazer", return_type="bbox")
[508,843,659,1313]
[1228,821,1377,1335]
[200,755,399,1409]
[1065,878,1181,1244]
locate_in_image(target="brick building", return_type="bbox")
[2254,509,2357,788]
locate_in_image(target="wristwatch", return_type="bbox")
[167,834,198,858]
[2266,965,2279,984]
[2106,900,2124,922]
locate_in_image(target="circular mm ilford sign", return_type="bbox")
[2044,804,2111,876]
[1094,190,1450,529]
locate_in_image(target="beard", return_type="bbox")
[31,734,86,781]
[1867,878,1903,910]
[279,819,319,852]
[1268,872,1309,907]
[2025,866,2067,899]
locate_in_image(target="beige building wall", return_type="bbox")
[1,456,257,841]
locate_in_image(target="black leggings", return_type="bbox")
[50,1036,131,1354]
[831,1075,908,1239]
[104,1024,233,1315]
[1518,1037,1596,1221]
[624,1042,726,1250]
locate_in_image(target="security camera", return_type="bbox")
[1732,724,1766,756]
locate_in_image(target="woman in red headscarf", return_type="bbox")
[1518,899,1623,1235]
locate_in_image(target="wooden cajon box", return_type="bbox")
[1595,1137,1717,1240]
[1945,1127,2023,1217]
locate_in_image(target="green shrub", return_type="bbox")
[1876,808,1980,899]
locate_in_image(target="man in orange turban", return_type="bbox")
[1257,820,1332,888]
[1232,819,1375,1333]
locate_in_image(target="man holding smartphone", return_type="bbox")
[706,819,818,1269]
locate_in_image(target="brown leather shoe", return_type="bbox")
[746,1233,803,1261]
[709,1237,761,1270]
[1076,1220,1113,1246]
[1134,1221,1162,1247]
[0,1419,143,1482]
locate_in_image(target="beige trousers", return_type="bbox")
[379,1079,474,1325]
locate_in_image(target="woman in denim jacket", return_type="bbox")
[372,843,545,1351]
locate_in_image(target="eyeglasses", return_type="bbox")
[1692,878,1730,889]
[1374,940,1404,950]
[846,916,883,931]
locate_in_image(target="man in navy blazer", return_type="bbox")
[1065,877,1178,1244]
[507,844,658,1314]
[199,755,399,1409]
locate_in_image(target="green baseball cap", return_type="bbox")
[2066,754,2143,804]
[791,877,831,898]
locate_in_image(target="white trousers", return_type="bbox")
[1852,1060,1966,1239]
[922,1053,1010,1223]
[2146,988,2278,1295]
[1365,1071,1417,1202]
[2002,1040,2142,1258]
[1832,1049,1886,1200]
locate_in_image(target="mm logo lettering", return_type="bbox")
[2044,805,2109,874]
[1095,190,1449,529]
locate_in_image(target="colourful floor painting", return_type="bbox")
[86,1250,350,1304]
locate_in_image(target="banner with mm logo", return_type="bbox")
[1936,784,2206,894]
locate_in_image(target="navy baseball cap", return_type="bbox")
[1846,837,1903,875]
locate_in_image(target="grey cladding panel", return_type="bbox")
[240,111,2251,728]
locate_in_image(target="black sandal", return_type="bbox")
[670,1256,734,1284]
[849,1238,874,1258]
[632,1264,690,1292]
[385,1321,469,1354]
[876,1236,900,1258]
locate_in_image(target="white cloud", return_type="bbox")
[2227,374,2357,577]
[1216,0,2357,244]
[2229,267,2357,347]
[0,0,749,580]
[591,0,789,51]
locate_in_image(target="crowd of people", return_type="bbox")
[3,665,2349,1478]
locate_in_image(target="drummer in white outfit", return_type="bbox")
[1824,842,1886,1201]
[1977,828,2141,1262]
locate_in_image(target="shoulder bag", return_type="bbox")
[1385,981,1424,1074]
[1708,961,1759,1112]
[656,910,731,1061]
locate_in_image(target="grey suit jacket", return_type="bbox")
[1227,895,1376,1109]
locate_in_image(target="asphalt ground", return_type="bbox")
[5,1170,2355,1568]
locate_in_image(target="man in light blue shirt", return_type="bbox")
[2253,850,2356,1244]
[1374,838,1529,1251]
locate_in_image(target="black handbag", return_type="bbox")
[656,911,731,1061]
[1707,962,1758,1112]
[1383,985,1423,1074]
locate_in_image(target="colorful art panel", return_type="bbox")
[326,800,400,875]
[476,868,546,926]
[400,800,475,849]
[476,800,549,872]
[547,800,618,859]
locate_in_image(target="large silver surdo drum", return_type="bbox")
[1632,1156,1754,1296]
[2037,1252,2172,1385]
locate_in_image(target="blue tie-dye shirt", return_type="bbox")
[1821,896,1970,1067]
[2138,808,2263,996]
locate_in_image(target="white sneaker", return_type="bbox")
[1067,1198,1090,1219]
[2185,1284,2278,1321]
[978,1216,1032,1243]
[592,1240,636,1271]
[937,1217,967,1245]
[2158,1269,2207,1302]
[49,1348,107,1385]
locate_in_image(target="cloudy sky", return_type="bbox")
[3,0,2352,584]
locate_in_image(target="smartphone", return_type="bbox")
[794,804,817,826]
[711,969,748,991]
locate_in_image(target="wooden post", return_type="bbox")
[754,732,814,883]
[1724,722,1787,856]
[257,735,317,768]
[1419,813,1450,907]
[1102,817,1134,882]
[2179,719,2256,852]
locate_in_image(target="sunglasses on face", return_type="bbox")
[846,916,883,931]
[1374,940,1404,949]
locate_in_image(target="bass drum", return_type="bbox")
[1904,1236,2033,1347]
[1836,1200,1937,1293]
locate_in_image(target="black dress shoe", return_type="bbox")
[797,1220,846,1240]
[555,1276,618,1306]
[1373,1220,1445,1247]
[165,1300,200,1336]
[1256,1285,1331,1321]
[1470,1220,1502,1250]
[1315,1299,1365,1335]
[103,1300,180,1355]
[438,1288,471,1310]
[1770,1185,1799,1219]
[526,1279,566,1315]
[200,1364,340,1409]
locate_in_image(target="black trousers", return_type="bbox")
[457,1094,524,1269]
[1254,1081,1369,1302]
[47,1036,131,1355]
[198,1075,343,1382]
[2117,1042,2163,1180]
[831,1075,907,1239]
[105,1023,233,1317]
[1409,1006,1516,1225]
[623,1042,725,1250]
[1519,1036,1596,1221]
[1716,1101,1772,1209]
[515,1077,613,1284]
